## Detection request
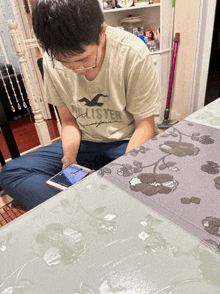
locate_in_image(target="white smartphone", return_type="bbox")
[46,163,91,191]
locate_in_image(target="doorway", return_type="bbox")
[204,0,220,105]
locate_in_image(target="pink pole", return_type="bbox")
[166,33,180,110]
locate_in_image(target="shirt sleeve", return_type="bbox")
[43,55,66,107]
[125,53,162,120]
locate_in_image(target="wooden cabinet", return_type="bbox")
[99,0,173,122]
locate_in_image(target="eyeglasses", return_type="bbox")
[73,47,99,73]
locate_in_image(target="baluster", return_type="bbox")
[8,19,51,146]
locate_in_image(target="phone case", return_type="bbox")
[46,163,91,191]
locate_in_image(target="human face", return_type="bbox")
[55,45,99,75]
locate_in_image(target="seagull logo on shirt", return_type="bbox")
[78,94,108,107]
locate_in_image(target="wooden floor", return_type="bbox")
[0,201,27,227]
[0,111,60,160]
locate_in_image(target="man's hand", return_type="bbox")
[61,156,95,175]
[126,115,155,153]
[61,156,77,170]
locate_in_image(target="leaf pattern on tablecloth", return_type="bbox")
[181,197,201,204]
[214,177,220,189]
[129,173,178,196]
[1,280,32,294]
[32,224,86,266]
[202,217,220,237]
[138,214,168,254]
[201,161,220,190]
[161,128,214,145]
[201,161,220,174]
[159,141,200,157]
[89,208,117,234]
[100,126,216,200]
[0,233,18,254]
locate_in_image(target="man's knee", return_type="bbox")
[0,158,22,187]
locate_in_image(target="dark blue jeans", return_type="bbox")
[0,140,128,209]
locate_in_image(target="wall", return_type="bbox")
[0,0,19,67]
[169,0,201,121]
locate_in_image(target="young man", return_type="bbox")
[0,0,161,209]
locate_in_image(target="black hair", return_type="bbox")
[150,31,154,40]
[32,0,104,57]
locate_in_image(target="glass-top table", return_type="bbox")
[1,173,220,293]
[1,98,220,293]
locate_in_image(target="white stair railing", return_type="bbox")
[7,19,61,145]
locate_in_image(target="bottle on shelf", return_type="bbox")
[103,0,116,10]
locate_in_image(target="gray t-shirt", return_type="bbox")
[43,26,162,142]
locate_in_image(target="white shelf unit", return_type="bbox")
[101,1,173,123]
[104,3,160,13]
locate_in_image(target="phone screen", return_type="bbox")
[50,165,89,188]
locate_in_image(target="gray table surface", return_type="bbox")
[1,173,220,293]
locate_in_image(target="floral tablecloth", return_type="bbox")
[101,118,220,252]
